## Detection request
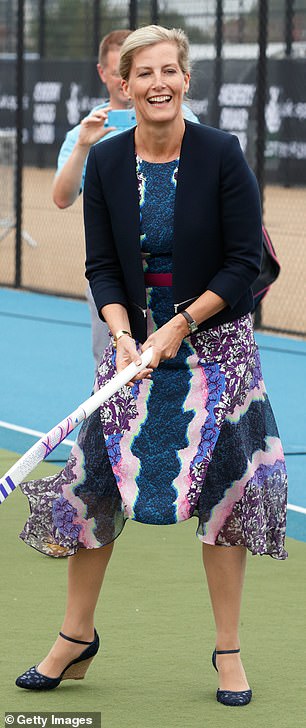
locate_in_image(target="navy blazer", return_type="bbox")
[84,120,262,342]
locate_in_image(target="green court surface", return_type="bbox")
[0,452,305,728]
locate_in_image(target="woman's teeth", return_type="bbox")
[148,96,171,104]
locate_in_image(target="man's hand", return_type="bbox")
[77,106,116,148]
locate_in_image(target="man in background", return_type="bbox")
[53,29,199,373]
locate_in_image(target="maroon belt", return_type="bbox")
[144,272,173,287]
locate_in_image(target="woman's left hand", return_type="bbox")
[141,317,187,369]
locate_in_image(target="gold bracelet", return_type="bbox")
[113,330,133,349]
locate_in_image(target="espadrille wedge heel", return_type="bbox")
[15,629,100,690]
[61,656,95,681]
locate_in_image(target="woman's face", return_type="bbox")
[122,41,190,125]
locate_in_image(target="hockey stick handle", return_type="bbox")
[0,347,153,503]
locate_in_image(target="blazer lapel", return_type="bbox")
[106,130,146,307]
[172,122,209,298]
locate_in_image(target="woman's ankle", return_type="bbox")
[59,621,95,643]
[215,634,240,651]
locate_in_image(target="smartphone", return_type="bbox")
[106,109,136,129]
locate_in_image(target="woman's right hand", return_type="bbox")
[115,335,153,386]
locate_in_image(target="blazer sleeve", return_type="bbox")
[207,134,262,309]
[84,145,128,318]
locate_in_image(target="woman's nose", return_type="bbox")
[152,73,165,88]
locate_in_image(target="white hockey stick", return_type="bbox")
[0,347,153,504]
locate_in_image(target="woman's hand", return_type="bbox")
[115,334,153,386]
[141,316,188,369]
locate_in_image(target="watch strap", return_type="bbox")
[179,310,198,334]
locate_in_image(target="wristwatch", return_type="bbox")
[113,330,133,349]
[179,310,198,334]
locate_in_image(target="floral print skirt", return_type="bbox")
[19,311,288,560]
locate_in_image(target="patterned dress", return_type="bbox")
[20,157,288,559]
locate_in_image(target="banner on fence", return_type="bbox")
[0,57,305,183]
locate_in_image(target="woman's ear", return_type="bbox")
[184,72,191,94]
[121,78,131,101]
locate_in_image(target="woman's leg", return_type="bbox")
[37,542,114,678]
[202,543,250,691]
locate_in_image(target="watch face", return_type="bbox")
[189,320,198,333]
[180,310,198,334]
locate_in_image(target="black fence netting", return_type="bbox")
[0,0,305,336]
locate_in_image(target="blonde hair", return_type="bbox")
[119,25,190,81]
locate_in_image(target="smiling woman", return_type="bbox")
[16,24,287,711]
[119,26,190,161]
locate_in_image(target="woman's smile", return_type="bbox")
[147,94,172,105]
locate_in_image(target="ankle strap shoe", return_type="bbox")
[15,629,100,690]
[212,648,252,706]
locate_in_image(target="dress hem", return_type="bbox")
[19,517,288,560]
[197,533,288,560]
